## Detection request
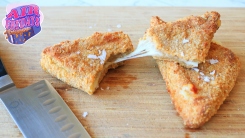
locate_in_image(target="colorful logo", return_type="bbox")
[2,4,44,45]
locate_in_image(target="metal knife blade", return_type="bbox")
[0,59,91,138]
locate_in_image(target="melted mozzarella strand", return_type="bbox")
[113,38,198,68]
[182,60,198,67]
[114,38,163,63]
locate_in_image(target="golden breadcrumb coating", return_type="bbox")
[146,11,221,67]
[40,31,134,95]
[156,42,241,128]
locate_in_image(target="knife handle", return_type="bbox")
[0,59,7,77]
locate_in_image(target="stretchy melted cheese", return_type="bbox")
[115,37,199,67]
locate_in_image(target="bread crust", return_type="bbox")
[156,42,241,128]
[40,31,134,95]
[147,11,221,65]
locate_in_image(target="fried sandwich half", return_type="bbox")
[41,31,134,95]
[156,42,241,128]
[141,11,221,68]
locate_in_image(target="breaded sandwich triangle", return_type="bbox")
[156,42,241,128]
[41,32,134,95]
[143,11,221,68]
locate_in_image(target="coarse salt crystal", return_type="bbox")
[87,54,98,59]
[203,76,210,82]
[117,24,121,28]
[200,72,204,76]
[98,49,106,64]
[89,26,92,29]
[182,38,189,44]
[76,51,80,54]
[210,70,215,75]
[192,67,199,72]
[83,112,88,118]
[209,59,219,64]
[87,49,107,64]
[181,52,184,57]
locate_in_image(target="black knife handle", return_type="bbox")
[0,59,7,77]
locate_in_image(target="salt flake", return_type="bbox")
[87,54,98,59]
[203,76,210,82]
[200,72,204,76]
[192,67,199,72]
[210,70,215,75]
[76,51,80,54]
[87,49,107,64]
[181,51,184,57]
[209,59,219,64]
[98,49,107,64]
[182,38,189,44]
[83,112,88,118]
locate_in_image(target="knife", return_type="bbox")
[0,59,91,138]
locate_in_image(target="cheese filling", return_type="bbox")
[181,60,198,67]
[114,38,163,63]
[114,38,199,67]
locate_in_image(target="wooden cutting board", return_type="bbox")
[0,7,245,137]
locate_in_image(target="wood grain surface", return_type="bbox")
[0,7,245,138]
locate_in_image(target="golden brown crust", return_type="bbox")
[147,11,221,63]
[150,16,166,26]
[156,42,241,128]
[40,31,134,95]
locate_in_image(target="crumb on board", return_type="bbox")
[117,24,121,28]
[107,28,112,32]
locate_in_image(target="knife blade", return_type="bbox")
[0,59,91,138]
